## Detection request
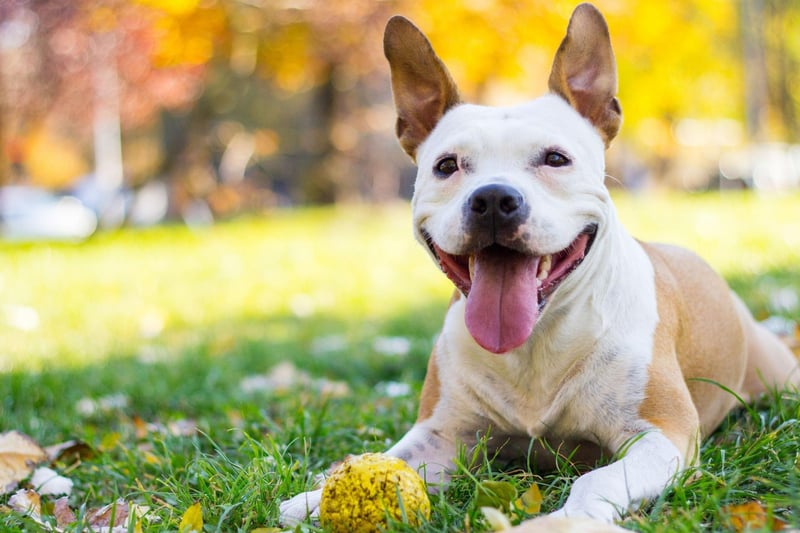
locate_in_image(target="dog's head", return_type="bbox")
[384,3,621,354]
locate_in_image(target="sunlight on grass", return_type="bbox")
[0,204,449,371]
[613,191,800,276]
[1,192,797,372]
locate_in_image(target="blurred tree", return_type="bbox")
[2,0,798,204]
[0,0,218,187]
[409,0,743,146]
[761,0,800,140]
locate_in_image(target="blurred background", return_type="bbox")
[0,0,799,239]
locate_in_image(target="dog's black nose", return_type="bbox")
[464,184,528,248]
[468,183,524,219]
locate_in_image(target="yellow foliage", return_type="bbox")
[134,0,201,16]
[146,2,226,67]
[25,127,89,189]
[404,0,741,141]
[178,502,203,533]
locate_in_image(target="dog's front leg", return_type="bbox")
[385,423,458,488]
[550,431,683,522]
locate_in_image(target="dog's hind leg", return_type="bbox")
[734,293,800,400]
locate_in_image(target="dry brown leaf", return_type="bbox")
[54,496,77,527]
[44,439,95,464]
[7,488,42,518]
[132,415,199,439]
[724,501,788,532]
[87,499,130,528]
[0,431,48,494]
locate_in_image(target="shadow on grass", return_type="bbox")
[1,300,447,443]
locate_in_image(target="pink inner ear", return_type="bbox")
[568,66,600,92]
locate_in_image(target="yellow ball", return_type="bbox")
[319,452,431,533]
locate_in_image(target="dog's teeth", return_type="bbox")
[537,255,552,281]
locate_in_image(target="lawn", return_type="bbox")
[1,191,799,532]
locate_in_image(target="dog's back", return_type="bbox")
[643,242,799,438]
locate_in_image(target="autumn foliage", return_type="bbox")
[1,0,799,204]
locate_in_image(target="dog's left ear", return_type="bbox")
[548,3,621,147]
[384,16,461,161]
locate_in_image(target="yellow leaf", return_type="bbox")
[514,483,543,515]
[99,432,122,452]
[723,501,788,532]
[179,502,203,533]
[0,431,48,495]
[474,480,517,510]
[143,451,162,465]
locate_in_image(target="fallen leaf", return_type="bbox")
[167,418,199,437]
[44,439,95,464]
[132,415,150,439]
[8,488,42,518]
[372,336,412,356]
[87,499,130,528]
[179,502,203,533]
[75,393,129,417]
[99,432,123,452]
[30,466,73,496]
[514,484,543,515]
[375,381,412,398]
[130,503,159,524]
[723,501,788,532]
[239,361,349,398]
[481,506,513,531]
[475,480,517,511]
[132,416,199,439]
[54,497,77,527]
[0,431,48,494]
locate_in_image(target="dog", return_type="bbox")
[280,3,800,525]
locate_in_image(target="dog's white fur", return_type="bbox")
[280,3,799,525]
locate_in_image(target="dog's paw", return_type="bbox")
[278,488,323,526]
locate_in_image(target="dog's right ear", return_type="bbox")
[384,16,460,161]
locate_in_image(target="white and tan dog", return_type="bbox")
[281,3,799,524]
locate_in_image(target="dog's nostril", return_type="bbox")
[470,196,489,215]
[499,194,521,215]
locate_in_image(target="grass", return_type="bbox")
[1,191,799,531]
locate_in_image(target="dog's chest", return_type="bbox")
[437,286,654,444]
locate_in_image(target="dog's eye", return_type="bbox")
[544,151,570,167]
[435,157,459,177]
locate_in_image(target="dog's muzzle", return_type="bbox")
[420,204,597,354]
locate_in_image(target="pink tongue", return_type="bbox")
[465,248,540,354]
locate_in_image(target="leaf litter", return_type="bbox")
[0,430,161,531]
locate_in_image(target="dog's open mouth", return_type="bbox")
[424,225,597,354]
